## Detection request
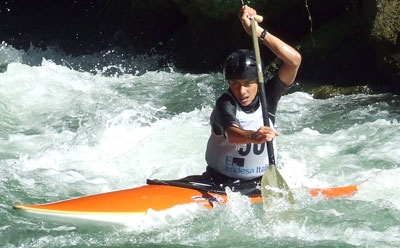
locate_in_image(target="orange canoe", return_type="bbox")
[13,178,359,224]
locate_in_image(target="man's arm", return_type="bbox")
[213,93,280,145]
[239,5,302,87]
[225,124,279,145]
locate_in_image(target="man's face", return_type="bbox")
[229,78,258,106]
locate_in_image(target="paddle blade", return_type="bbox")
[261,164,295,205]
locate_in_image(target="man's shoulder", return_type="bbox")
[216,90,236,107]
[265,74,290,91]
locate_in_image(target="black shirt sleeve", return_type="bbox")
[211,92,237,135]
[265,75,290,123]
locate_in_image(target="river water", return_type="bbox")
[1,42,400,247]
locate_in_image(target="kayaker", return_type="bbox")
[202,5,301,192]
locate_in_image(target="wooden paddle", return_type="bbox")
[250,18,295,205]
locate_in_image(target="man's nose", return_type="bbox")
[239,86,247,94]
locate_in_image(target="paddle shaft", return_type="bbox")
[251,18,294,204]
[250,19,275,165]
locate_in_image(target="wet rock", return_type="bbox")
[310,85,373,99]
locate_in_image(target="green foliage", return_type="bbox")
[173,0,242,19]
[96,0,400,92]
[172,0,269,20]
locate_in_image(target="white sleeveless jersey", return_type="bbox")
[205,103,277,180]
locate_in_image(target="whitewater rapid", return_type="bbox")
[1,42,400,247]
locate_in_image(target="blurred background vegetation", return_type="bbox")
[1,0,399,94]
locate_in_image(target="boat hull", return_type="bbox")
[13,180,358,224]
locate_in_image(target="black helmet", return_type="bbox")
[223,49,257,80]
